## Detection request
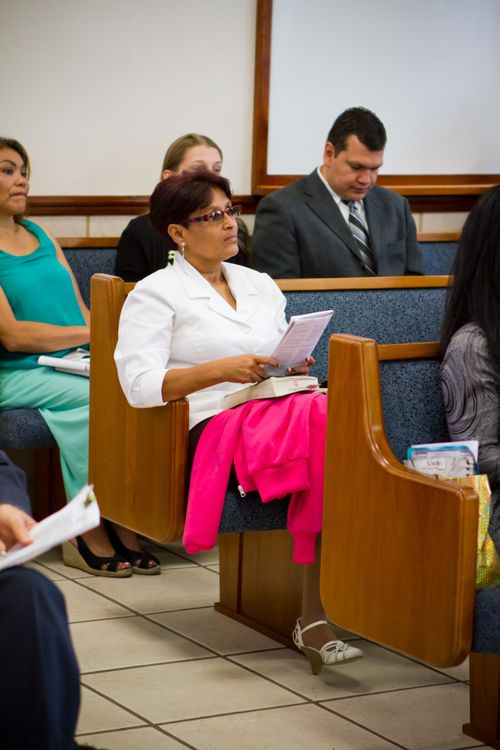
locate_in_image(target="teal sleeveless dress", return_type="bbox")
[0,221,89,499]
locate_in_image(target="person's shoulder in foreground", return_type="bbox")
[251,106,421,279]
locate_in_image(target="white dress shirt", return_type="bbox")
[114,255,287,429]
[316,166,369,228]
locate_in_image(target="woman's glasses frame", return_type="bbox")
[185,204,242,225]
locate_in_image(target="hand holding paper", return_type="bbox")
[265,309,334,376]
[0,485,100,571]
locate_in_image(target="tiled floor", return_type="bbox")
[31,541,485,750]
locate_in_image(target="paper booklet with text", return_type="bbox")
[0,485,100,571]
[38,347,90,377]
[264,309,334,376]
[222,309,333,408]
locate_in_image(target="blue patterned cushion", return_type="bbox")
[63,248,116,307]
[380,359,449,462]
[284,287,447,383]
[472,586,500,653]
[420,242,457,276]
[0,409,56,449]
[219,487,289,532]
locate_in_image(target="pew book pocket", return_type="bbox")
[446,474,500,590]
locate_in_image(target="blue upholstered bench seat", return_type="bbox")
[473,587,500,653]
[0,408,56,450]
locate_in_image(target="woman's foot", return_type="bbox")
[62,525,132,577]
[292,618,363,674]
[105,522,161,575]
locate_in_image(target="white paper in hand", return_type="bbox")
[265,309,334,376]
[0,485,100,571]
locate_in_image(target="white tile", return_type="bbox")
[82,658,303,724]
[139,539,197,569]
[79,566,220,613]
[167,703,397,750]
[88,215,136,237]
[150,606,283,655]
[323,683,482,750]
[426,655,469,683]
[79,727,187,749]
[35,546,96,579]
[165,540,220,565]
[55,579,133,622]
[77,686,143,734]
[71,615,211,672]
[241,213,255,234]
[230,640,453,701]
[413,212,423,232]
[27,215,87,237]
[420,212,468,233]
[26,559,65,580]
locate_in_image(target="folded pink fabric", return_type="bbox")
[183,392,327,564]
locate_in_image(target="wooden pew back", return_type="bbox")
[322,334,478,667]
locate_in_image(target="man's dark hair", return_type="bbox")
[327,107,387,154]
[440,184,500,376]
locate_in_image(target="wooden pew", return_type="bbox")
[88,273,451,648]
[322,333,500,747]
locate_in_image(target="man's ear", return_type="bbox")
[168,223,186,246]
[324,141,336,163]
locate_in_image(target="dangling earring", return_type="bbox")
[178,242,185,259]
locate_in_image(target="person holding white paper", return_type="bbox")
[0,451,102,750]
[115,169,363,672]
[0,136,158,576]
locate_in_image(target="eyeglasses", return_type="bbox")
[185,204,242,225]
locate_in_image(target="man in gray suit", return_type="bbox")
[251,107,421,278]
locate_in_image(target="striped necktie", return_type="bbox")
[343,200,377,275]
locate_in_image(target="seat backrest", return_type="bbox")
[419,241,457,275]
[322,334,478,667]
[279,276,450,383]
[63,247,117,307]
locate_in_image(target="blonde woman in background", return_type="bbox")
[115,133,250,281]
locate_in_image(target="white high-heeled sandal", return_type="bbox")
[292,618,363,674]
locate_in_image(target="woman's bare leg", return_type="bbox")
[300,537,340,649]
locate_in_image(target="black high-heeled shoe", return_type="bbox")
[62,536,132,577]
[104,521,161,575]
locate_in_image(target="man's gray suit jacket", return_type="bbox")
[251,170,422,278]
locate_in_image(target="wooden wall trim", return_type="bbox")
[26,193,478,216]
[58,233,458,250]
[252,0,500,204]
[28,194,259,217]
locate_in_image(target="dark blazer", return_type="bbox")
[115,213,251,282]
[251,170,422,278]
[0,450,30,512]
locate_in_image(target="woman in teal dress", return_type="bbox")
[0,136,159,576]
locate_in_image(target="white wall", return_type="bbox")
[268,0,500,175]
[1,0,256,195]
